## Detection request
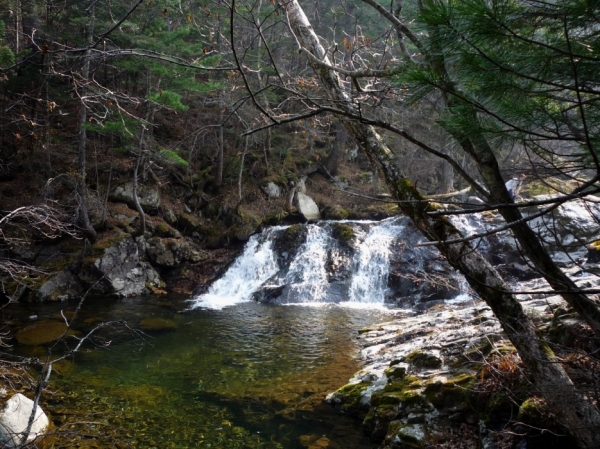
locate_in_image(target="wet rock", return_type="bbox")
[252,285,285,303]
[0,393,50,448]
[326,276,580,446]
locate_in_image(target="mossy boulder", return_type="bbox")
[175,212,203,236]
[424,373,475,411]
[36,271,84,302]
[326,382,372,418]
[321,204,350,220]
[146,237,207,267]
[153,220,181,238]
[330,223,355,246]
[230,207,263,241]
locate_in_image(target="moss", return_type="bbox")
[176,212,202,233]
[373,376,427,408]
[384,365,407,381]
[262,173,288,186]
[84,233,129,264]
[264,209,289,225]
[424,373,475,409]
[154,221,179,238]
[230,207,263,241]
[405,350,442,369]
[333,382,372,417]
[331,222,355,245]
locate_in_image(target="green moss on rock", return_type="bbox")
[332,382,372,417]
[424,373,475,410]
[331,222,355,245]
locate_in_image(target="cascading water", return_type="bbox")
[190,216,465,310]
[190,227,281,310]
[281,225,330,302]
[347,219,405,303]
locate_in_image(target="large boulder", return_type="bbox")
[0,393,50,448]
[294,192,320,221]
[79,235,163,297]
[109,182,161,211]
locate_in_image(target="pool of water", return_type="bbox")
[3,296,396,448]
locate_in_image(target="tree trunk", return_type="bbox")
[276,0,600,445]
[76,3,97,240]
[324,122,347,176]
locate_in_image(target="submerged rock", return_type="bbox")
[15,321,78,346]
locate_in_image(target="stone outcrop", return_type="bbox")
[79,235,163,297]
[0,393,49,448]
[109,182,161,211]
[146,237,207,268]
[36,271,84,302]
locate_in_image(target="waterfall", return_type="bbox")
[282,225,330,302]
[347,219,404,303]
[189,217,464,310]
[189,228,281,310]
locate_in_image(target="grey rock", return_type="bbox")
[80,236,163,297]
[109,182,161,211]
[262,182,282,198]
[146,237,207,268]
[36,271,84,302]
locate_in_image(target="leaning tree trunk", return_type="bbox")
[276,0,600,446]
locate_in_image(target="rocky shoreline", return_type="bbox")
[326,272,599,448]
